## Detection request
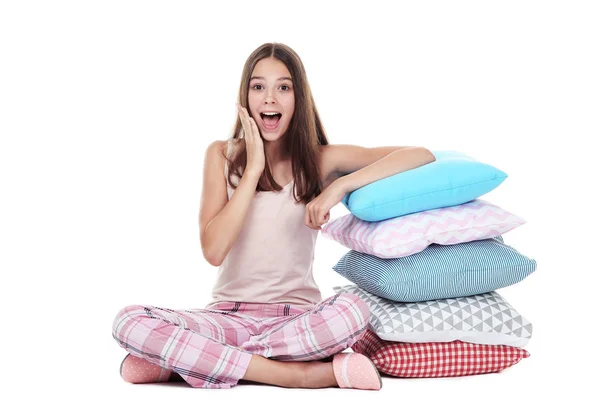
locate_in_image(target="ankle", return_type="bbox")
[299,362,311,388]
[302,361,337,389]
[284,361,310,388]
[243,355,307,388]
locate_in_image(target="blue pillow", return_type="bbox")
[341,151,508,222]
[332,236,536,302]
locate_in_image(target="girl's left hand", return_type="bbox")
[304,180,347,230]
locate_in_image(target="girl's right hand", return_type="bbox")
[237,104,265,178]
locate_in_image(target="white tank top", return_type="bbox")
[205,139,322,311]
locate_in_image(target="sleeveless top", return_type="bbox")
[204,139,322,311]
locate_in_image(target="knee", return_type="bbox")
[112,304,147,335]
[336,293,371,331]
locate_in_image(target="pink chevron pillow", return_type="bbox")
[322,199,525,258]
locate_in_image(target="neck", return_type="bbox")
[264,136,290,165]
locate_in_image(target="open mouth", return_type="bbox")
[260,112,282,130]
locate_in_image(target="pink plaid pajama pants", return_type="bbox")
[111,293,370,389]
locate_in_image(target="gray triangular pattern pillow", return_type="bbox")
[333,284,532,347]
[424,316,434,327]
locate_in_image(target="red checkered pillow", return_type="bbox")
[352,329,530,378]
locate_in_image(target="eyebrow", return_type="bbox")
[250,76,292,82]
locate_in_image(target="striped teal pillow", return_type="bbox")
[332,236,536,302]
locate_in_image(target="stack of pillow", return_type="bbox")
[322,151,536,378]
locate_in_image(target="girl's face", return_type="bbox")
[247,57,295,142]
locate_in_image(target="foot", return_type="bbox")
[120,354,173,384]
[332,353,382,390]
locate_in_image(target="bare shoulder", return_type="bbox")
[202,140,230,182]
[205,140,228,159]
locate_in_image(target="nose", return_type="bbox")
[263,88,277,104]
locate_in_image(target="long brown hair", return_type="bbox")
[225,43,329,204]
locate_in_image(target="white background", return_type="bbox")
[1,1,598,398]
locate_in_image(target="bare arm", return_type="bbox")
[305,145,436,230]
[199,140,261,266]
[335,146,436,194]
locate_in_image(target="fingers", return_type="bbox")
[304,206,312,229]
[236,104,248,138]
[245,110,260,140]
[313,208,321,230]
[322,212,330,225]
[237,105,251,138]
[237,105,261,142]
[315,210,326,229]
[305,202,317,230]
[249,117,262,141]
[305,203,327,230]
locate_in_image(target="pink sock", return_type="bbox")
[120,354,173,384]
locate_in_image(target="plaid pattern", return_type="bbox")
[112,293,370,389]
[352,329,530,378]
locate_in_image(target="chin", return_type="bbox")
[260,131,285,142]
[260,124,289,142]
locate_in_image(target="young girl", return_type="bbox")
[112,42,436,390]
